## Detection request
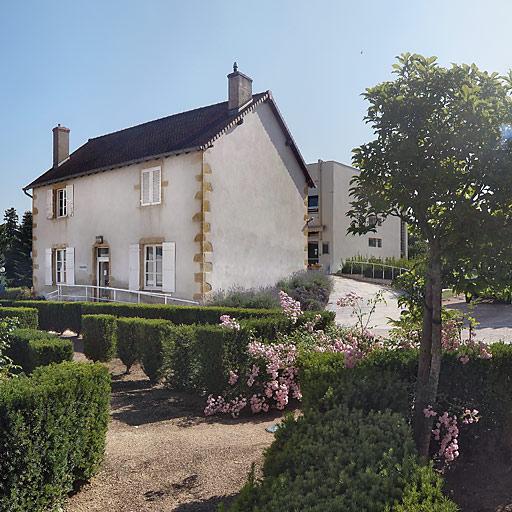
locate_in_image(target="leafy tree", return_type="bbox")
[348,53,512,457]
[13,211,32,288]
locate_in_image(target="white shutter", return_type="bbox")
[66,184,74,216]
[45,248,53,285]
[66,247,75,285]
[46,189,54,219]
[141,171,150,205]
[152,168,161,204]
[129,244,140,290]
[162,242,176,293]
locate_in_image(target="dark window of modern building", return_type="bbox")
[308,195,319,213]
[322,242,329,254]
[369,238,382,248]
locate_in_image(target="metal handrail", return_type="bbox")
[47,283,199,305]
[340,260,410,281]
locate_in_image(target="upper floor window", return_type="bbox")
[308,195,319,213]
[367,215,382,228]
[144,244,163,289]
[57,188,67,217]
[46,185,74,220]
[141,167,162,206]
[369,237,382,248]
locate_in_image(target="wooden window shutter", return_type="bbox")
[141,171,151,205]
[129,244,140,290]
[152,168,161,204]
[66,184,74,216]
[66,247,75,285]
[45,248,53,285]
[46,189,54,219]
[162,242,176,293]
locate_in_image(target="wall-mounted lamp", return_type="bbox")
[95,236,104,244]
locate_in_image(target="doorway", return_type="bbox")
[96,247,110,299]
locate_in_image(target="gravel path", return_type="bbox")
[66,354,282,512]
[328,275,512,343]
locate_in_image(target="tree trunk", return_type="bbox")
[414,242,442,459]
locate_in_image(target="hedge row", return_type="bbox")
[0,307,38,329]
[298,343,512,452]
[224,407,457,511]
[0,362,111,511]
[82,312,335,392]
[7,328,73,373]
[1,300,335,334]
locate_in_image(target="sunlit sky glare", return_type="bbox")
[1,0,512,214]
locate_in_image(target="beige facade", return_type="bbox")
[30,101,309,301]
[307,160,406,273]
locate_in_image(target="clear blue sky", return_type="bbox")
[1,0,511,215]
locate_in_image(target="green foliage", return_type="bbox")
[7,328,73,373]
[0,362,110,511]
[0,287,32,300]
[18,301,81,333]
[116,318,144,373]
[226,407,456,511]
[0,306,38,329]
[137,319,175,382]
[82,314,117,362]
[82,301,280,324]
[0,318,20,380]
[207,286,280,309]
[277,270,333,311]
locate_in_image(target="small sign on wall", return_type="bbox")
[79,265,88,271]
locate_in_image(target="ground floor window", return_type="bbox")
[144,245,162,288]
[369,237,382,248]
[308,242,319,265]
[55,248,67,283]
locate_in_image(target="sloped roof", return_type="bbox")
[26,91,313,189]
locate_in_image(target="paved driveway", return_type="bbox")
[328,276,512,343]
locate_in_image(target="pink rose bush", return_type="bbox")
[219,315,241,331]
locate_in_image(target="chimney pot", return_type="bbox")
[227,64,253,112]
[52,125,70,167]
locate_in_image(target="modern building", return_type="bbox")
[306,160,406,273]
[25,65,313,302]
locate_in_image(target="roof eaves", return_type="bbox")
[24,145,203,190]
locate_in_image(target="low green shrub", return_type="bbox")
[137,319,175,382]
[207,286,280,309]
[0,362,110,511]
[18,301,81,333]
[116,317,144,373]
[225,407,457,511]
[82,314,117,362]
[0,287,32,300]
[7,328,73,373]
[277,270,333,310]
[82,302,280,324]
[0,306,38,329]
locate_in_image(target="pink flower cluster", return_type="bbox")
[336,292,363,308]
[279,291,302,323]
[219,315,241,331]
[423,405,480,464]
[204,394,247,417]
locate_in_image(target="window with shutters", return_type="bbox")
[144,245,163,289]
[55,249,67,283]
[141,167,162,206]
[56,188,67,217]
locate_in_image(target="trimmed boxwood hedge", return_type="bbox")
[0,306,38,329]
[0,362,110,511]
[82,314,117,362]
[7,328,73,373]
[224,407,457,511]
[18,301,81,333]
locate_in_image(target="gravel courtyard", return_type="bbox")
[66,354,283,512]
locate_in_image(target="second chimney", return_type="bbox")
[53,124,70,167]
[227,62,253,112]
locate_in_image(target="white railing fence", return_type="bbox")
[339,261,410,281]
[46,284,199,306]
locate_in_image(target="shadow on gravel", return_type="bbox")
[172,494,236,511]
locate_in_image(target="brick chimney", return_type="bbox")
[52,124,70,167]
[227,62,253,112]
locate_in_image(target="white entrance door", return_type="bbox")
[96,247,110,300]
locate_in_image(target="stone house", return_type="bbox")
[306,160,407,273]
[24,65,313,302]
